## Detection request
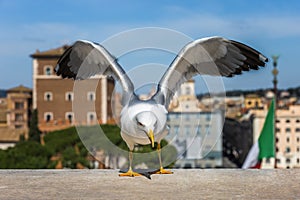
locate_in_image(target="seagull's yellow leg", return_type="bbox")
[156,143,173,174]
[119,150,142,177]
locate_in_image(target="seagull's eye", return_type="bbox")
[137,122,144,127]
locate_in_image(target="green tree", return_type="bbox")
[0,141,52,169]
[28,109,41,142]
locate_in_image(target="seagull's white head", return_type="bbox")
[135,111,157,148]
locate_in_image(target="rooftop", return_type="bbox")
[6,85,31,94]
[0,169,299,199]
[30,45,70,58]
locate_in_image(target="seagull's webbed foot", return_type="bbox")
[155,167,173,175]
[119,168,142,177]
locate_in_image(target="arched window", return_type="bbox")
[65,112,74,124]
[65,92,74,101]
[87,112,97,124]
[87,91,96,101]
[44,92,53,101]
[44,112,53,122]
[44,65,53,75]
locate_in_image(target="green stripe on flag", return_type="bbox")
[258,99,275,160]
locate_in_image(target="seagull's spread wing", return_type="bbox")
[153,36,268,108]
[55,40,134,105]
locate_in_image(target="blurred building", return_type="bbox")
[244,94,263,110]
[169,80,202,112]
[166,80,223,168]
[0,85,32,149]
[30,45,115,132]
[222,116,253,167]
[251,103,300,168]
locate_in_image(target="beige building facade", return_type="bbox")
[30,45,115,132]
[0,85,32,149]
[169,80,202,112]
[251,104,300,168]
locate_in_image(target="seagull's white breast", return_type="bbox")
[120,101,168,145]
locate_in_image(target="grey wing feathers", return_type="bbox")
[55,40,135,105]
[153,36,268,108]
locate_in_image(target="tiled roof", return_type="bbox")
[7,85,32,93]
[30,45,70,58]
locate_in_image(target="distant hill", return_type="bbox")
[197,86,300,99]
[0,90,6,98]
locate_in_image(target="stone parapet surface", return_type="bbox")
[0,169,299,199]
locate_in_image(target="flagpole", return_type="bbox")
[272,55,279,168]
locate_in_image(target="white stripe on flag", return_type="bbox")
[242,141,259,169]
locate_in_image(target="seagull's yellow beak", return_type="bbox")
[148,129,155,148]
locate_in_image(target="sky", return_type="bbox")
[0,0,300,94]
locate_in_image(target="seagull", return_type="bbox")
[55,36,268,176]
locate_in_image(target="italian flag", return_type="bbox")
[242,99,275,169]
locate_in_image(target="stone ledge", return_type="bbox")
[0,169,299,199]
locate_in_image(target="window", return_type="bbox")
[297,147,300,152]
[286,147,291,153]
[296,128,300,133]
[15,102,24,109]
[87,112,97,124]
[276,128,280,133]
[65,92,74,101]
[185,87,191,95]
[196,126,201,136]
[44,92,53,101]
[286,128,291,133]
[287,137,290,143]
[205,125,211,134]
[206,114,211,121]
[276,119,280,123]
[185,114,190,120]
[174,125,179,134]
[15,113,23,121]
[185,125,190,135]
[297,137,300,143]
[44,65,53,75]
[87,92,96,101]
[286,119,290,123]
[286,158,291,164]
[276,158,281,164]
[65,112,74,124]
[296,119,300,123]
[44,112,53,122]
[297,158,300,164]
